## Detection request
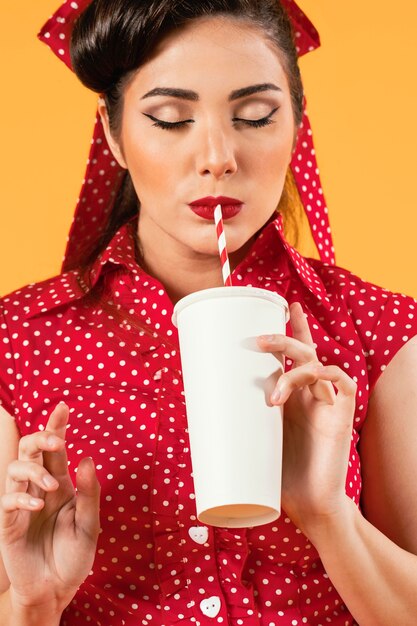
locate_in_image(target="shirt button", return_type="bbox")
[200,596,221,618]
[188,525,209,545]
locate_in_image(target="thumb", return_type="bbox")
[75,457,101,542]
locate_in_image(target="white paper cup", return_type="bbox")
[172,286,288,528]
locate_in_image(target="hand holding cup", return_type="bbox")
[258,302,357,536]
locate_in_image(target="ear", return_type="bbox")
[98,97,128,169]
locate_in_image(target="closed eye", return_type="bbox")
[142,113,195,130]
[233,106,279,128]
[142,107,279,131]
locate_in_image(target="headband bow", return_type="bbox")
[39,0,335,271]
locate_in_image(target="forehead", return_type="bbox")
[129,16,289,96]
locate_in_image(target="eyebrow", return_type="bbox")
[140,83,282,102]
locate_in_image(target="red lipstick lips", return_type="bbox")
[189,196,243,220]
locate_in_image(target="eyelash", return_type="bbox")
[144,107,279,131]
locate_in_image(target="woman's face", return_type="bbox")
[100,16,296,262]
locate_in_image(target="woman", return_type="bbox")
[1,1,417,624]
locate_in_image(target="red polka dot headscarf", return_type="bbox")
[39,0,335,272]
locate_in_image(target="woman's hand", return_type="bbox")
[0,403,100,616]
[258,302,357,537]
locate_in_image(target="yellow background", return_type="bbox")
[1,1,416,297]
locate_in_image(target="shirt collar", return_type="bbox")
[25,213,331,319]
[270,213,331,308]
[25,220,138,319]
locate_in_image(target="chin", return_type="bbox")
[223,228,257,253]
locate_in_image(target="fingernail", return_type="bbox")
[47,435,59,447]
[55,401,67,410]
[42,475,57,488]
[271,388,282,403]
[29,498,40,507]
[259,335,274,342]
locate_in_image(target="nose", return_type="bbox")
[196,122,238,180]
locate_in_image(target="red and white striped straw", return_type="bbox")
[214,204,232,286]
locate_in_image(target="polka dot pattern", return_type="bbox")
[37,0,335,272]
[1,216,417,625]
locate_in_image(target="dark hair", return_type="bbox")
[70,0,304,271]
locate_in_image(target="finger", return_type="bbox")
[18,430,65,463]
[257,333,317,365]
[289,301,315,348]
[18,402,68,462]
[44,402,69,440]
[75,458,101,542]
[6,460,59,495]
[307,380,336,405]
[18,404,70,479]
[0,492,44,515]
[42,403,71,478]
[317,365,358,399]
[272,362,337,405]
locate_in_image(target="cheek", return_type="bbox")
[249,127,294,177]
[123,135,174,190]
[253,142,292,184]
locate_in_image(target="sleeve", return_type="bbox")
[366,290,417,392]
[0,302,18,416]
[343,274,417,394]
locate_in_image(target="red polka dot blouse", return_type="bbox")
[1,214,416,625]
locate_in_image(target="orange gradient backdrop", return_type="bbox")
[1,1,416,297]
